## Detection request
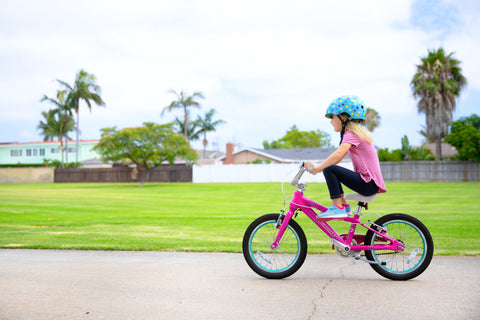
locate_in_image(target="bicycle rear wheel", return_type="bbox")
[242,214,307,279]
[364,213,433,280]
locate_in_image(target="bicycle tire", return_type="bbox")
[364,213,434,280]
[242,214,307,279]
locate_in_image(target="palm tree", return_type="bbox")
[174,116,200,142]
[365,108,381,132]
[162,90,204,142]
[57,70,105,162]
[418,125,435,144]
[411,47,467,158]
[37,110,57,142]
[41,90,75,163]
[194,109,226,159]
[37,109,75,168]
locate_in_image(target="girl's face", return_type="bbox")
[331,115,343,132]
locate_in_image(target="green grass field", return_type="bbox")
[0,182,479,255]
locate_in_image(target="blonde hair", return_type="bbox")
[346,121,374,144]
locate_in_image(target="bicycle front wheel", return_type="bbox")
[364,213,434,280]
[242,214,307,279]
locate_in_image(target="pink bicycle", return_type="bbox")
[243,163,433,280]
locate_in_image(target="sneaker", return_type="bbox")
[317,205,349,219]
[344,204,351,215]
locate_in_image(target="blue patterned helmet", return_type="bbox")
[325,95,366,120]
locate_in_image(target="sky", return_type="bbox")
[1,0,479,153]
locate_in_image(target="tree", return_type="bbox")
[57,70,105,162]
[377,148,403,161]
[37,110,75,168]
[41,90,75,163]
[418,125,435,144]
[365,108,381,132]
[400,135,413,160]
[173,116,200,142]
[377,135,434,161]
[411,47,467,159]
[37,109,56,142]
[263,125,331,149]
[92,122,197,185]
[444,114,480,162]
[194,109,227,159]
[162,90,204,142]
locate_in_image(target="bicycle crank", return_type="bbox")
[331,239,351,255]
[334,239,357,257]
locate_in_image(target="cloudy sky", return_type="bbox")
[1,0,479,152]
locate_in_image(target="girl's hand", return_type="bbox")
[304,161,316,174]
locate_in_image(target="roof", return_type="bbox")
[254,147,341,162]
[423,142,458,158]
[195,149,225,160]
[0,140,99,146]
[218,147,348,163]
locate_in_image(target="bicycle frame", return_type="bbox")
[272,189,405,253]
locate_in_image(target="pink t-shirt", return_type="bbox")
[342,130,387,193]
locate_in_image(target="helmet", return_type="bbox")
[325,95,366,120]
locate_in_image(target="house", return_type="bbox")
[218,142,349,164]
[0,140,101,165]
[196,150,225,165]
[423,142,458,159]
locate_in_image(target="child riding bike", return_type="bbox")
[305,95,386,219]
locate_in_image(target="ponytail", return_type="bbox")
[346,121,374,144]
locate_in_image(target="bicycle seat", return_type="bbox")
[344,193,377,203]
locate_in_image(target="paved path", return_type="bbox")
[0,250,479,320]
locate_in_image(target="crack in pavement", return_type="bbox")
[307,261,352,319]
[308,279,334,320]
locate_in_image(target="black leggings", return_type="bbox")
[323,165,379,199]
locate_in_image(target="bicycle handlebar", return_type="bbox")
[290,162,314,188]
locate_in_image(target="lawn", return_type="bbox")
[0,182,479,255]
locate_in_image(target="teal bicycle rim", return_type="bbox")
[372,220,427,274]
[249,221,301,273]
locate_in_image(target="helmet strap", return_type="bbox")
[338,115,350,145]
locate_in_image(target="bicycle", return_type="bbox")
[242,162,434,280]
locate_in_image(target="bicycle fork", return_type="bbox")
[270,209,295,250]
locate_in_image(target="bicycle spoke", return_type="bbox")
[372,220,427,273]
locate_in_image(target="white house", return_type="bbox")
[0,140,101,165]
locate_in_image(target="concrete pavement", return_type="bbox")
[0,249,479,320]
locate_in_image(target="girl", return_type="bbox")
[305,95,386,219]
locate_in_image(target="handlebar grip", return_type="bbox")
[305,162,314,172]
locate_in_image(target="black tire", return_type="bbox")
[364,213,434,280]
[242,214,307,279]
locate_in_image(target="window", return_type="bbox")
[10,149,22,157]
[67,148,76,153]
[39,148,45,156]
[51,148,60,154]
[33,149,38,156]
[26,149,32,156]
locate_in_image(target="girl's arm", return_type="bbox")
[306,143,351,174]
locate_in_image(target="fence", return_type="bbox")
[380,161,480,182]
[192,162,354,183]
[193,161,480,183]
[1,161,478,183]
[54,166,192,183]
[0,167,54,183]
